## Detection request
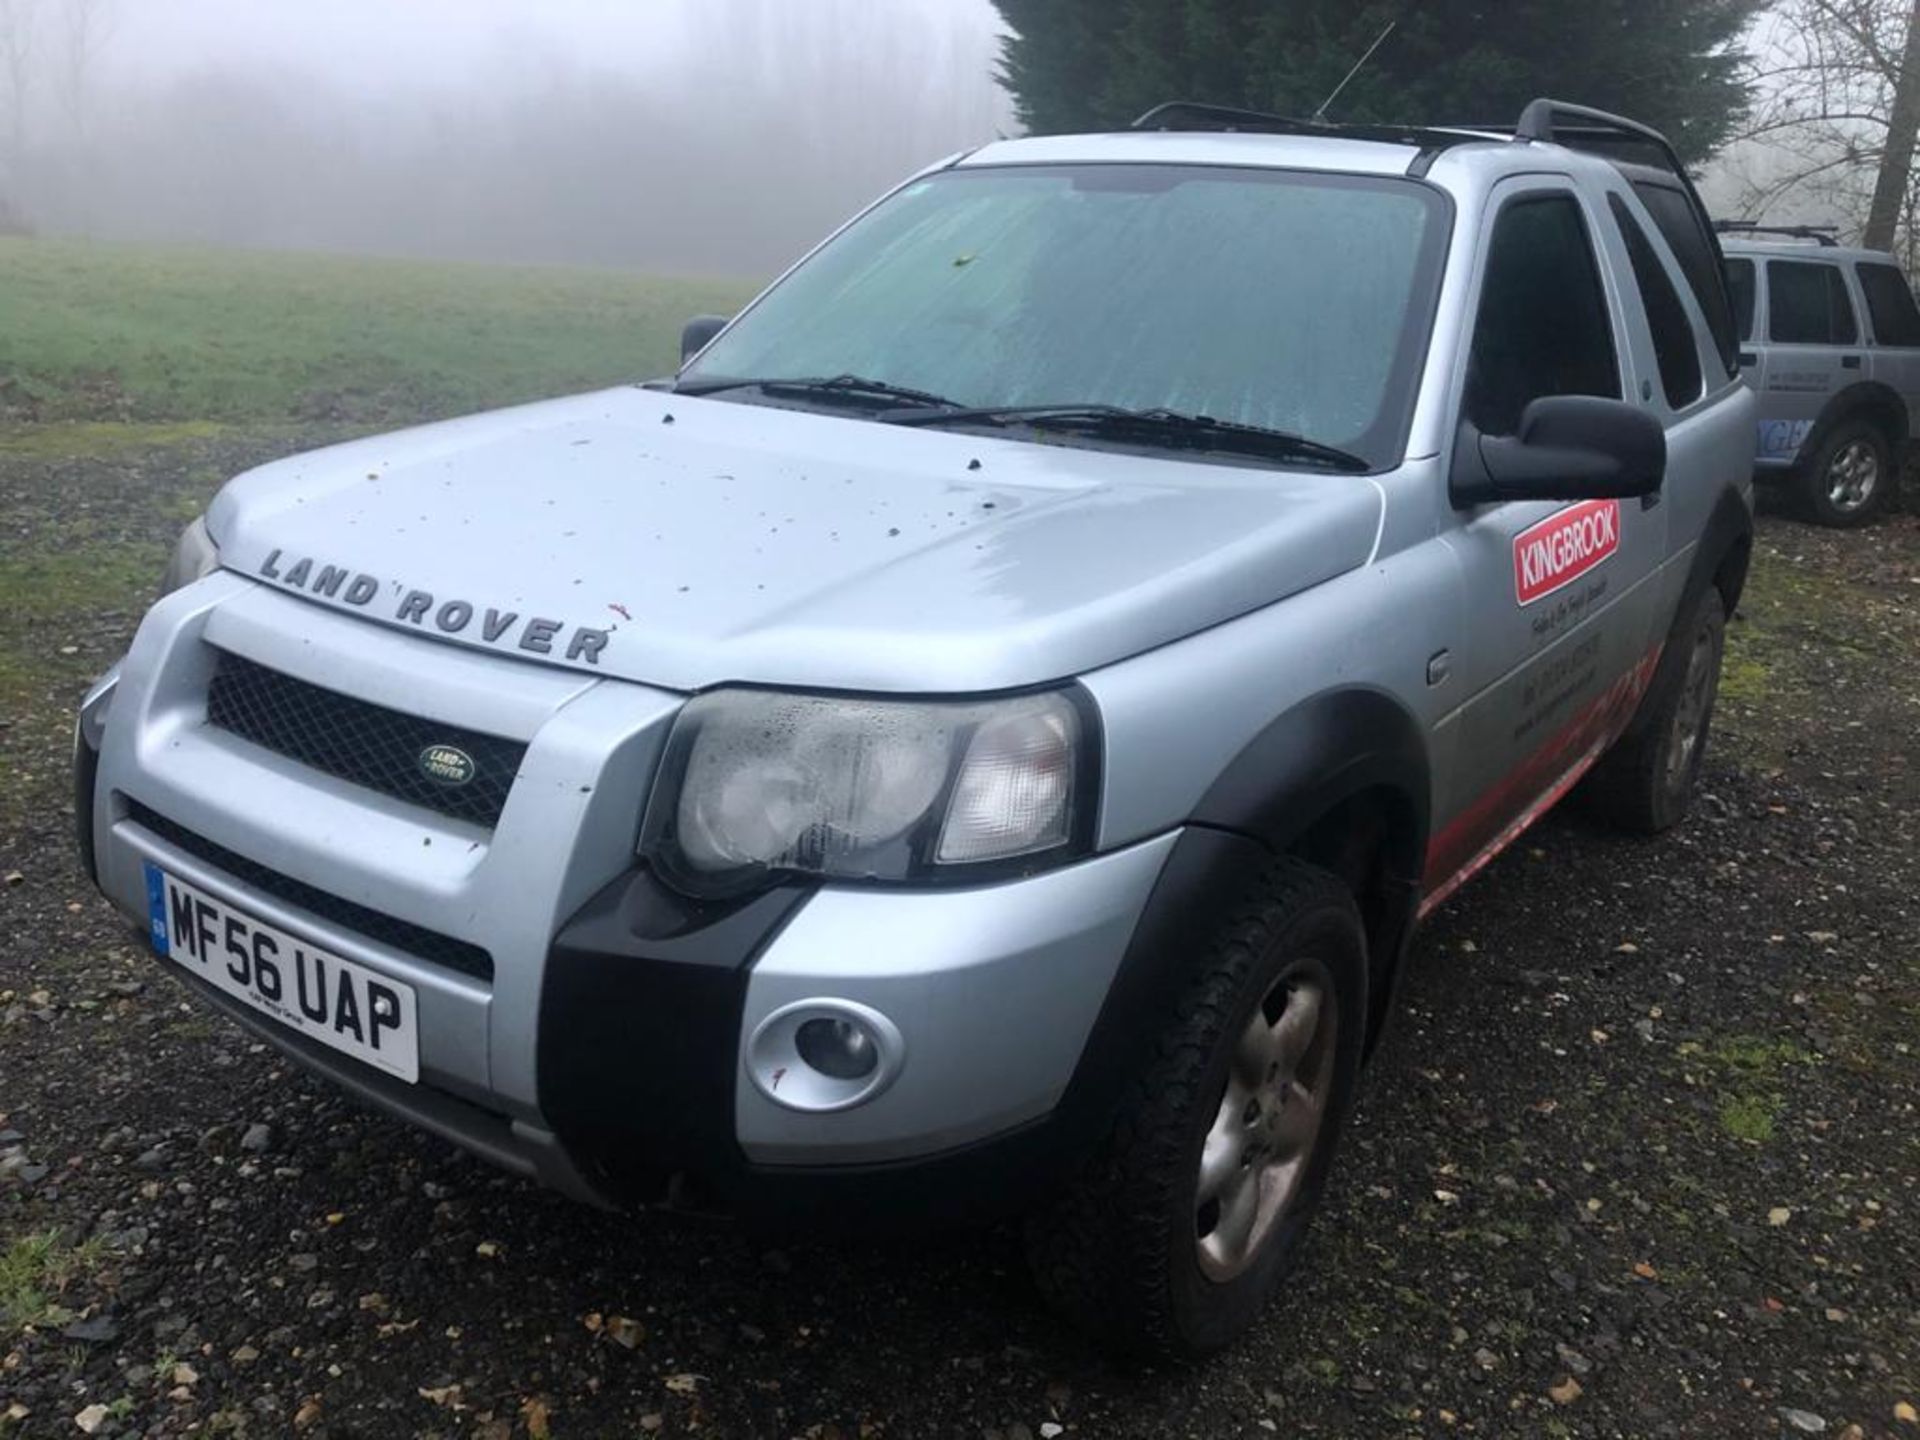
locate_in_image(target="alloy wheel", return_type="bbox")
[1195,958,1339,1282]
[1826,438,1881,513]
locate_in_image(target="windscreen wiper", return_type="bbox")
[881,403,1371,472]
[675,373,964,411]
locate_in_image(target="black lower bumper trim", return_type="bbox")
[537,829,1263,1232]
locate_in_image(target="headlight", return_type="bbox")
[159,514,219,596]
[641,687,1094,893]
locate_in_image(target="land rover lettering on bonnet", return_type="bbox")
[257,549,611,664]
[76,98,1756,1359]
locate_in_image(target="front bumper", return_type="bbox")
[78,575,1181,1222]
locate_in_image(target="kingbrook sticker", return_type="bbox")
[1513,499,1621,606]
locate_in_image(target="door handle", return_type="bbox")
[1738,352,1757,368]
[1842,354,1862,369]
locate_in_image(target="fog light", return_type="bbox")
[746,999,904,1112]
[795,1016,878,1080]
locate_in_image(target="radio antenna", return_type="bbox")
[1312,21,1396,124]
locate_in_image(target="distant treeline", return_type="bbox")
[0,0,1012,274]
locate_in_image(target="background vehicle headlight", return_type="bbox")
[159,514,219,596]
[642,687,1093,893]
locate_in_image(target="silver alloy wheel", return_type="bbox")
[1826,438,1881,512]
[1195,959,1338,1282]
[1665,616,1719,792]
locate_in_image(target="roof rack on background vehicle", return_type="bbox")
[1712,220,1841,247]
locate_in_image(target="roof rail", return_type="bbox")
[1131,101,1316,135]
[1129,100,1494,155]
[1513,99,1677,155]
[1712,220,1840,247]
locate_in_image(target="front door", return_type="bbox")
[1425,180,1668,903]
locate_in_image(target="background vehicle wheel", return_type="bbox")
[1800,419,1894,527]
[1024,858,1367,1361]
[1582,585,1726,834]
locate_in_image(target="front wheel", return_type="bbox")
[1800,419,1894,527]
[1025,858,1367,1361]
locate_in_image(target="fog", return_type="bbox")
[0,0,1015,275]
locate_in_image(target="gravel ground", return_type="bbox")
[2,431,1917,1438]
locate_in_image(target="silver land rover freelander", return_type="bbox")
[1719,221,1920,526]
[76,99,1757,1358]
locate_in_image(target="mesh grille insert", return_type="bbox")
[205,651,525,828]
[127,800,494,983]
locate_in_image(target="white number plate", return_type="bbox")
[145,863,420,1083]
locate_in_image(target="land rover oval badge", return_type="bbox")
[418,744,476,787]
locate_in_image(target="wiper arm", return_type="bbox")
[882,403,1371,472]
[675,373,964,411]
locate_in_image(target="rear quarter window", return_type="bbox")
[1609,194,1704,408]
[1629,180,1738,374]
[1856,261,1920,346]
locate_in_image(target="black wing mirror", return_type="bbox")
[1451,395,1665,506]
[680,315,730,364]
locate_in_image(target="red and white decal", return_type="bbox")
[1513,498,1621,606]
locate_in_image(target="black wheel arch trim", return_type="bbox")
[1186,686,1429,1052]
[1189,686,1431,875]
[1689,481,1756,617]
[1801,381,1909,465]
[1615,482,1752,760]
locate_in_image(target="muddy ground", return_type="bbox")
[2,428,1917,1438]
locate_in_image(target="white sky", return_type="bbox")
[106,0,1009,98]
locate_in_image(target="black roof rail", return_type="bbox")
[1128,100,1495,155]
[1514,99,1677,153]
[1712,220,1840,247]
[1131,101,1317,135]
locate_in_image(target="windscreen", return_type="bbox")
[684,164,1450,469]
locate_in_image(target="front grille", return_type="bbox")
[128,801,494,982]
[205,651,525,828]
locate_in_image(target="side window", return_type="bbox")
[1725,258,1756,342]
[1769,261,1859,345]
[1856,261,1920,347]
[1609,194,1703,408]
[1630,180,1738,373]
[1465,194,1620,437]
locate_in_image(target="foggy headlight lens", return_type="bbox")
[159,514,219,596]
[643,688,1089,892]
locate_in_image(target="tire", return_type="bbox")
[1582,584,1726,834]
[1024,857,1368,1362]
[1799,418,1894,527]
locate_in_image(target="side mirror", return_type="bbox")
[680,314,730,364]
[1451,395,1665,506]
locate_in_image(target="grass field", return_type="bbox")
[0,236,757,425]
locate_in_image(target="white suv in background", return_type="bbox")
[1721,222,1920,526]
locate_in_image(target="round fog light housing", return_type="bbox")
[795,1016,879,1080]
[746,999,904,1112]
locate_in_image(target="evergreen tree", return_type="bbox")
[992,0,1758,164]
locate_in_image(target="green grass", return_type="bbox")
[1717,1092,1779,1142]
[0,236,757,425]
[0,1231,105,1335]
[5,543,169,622]
[1704,1034,1812,1144]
